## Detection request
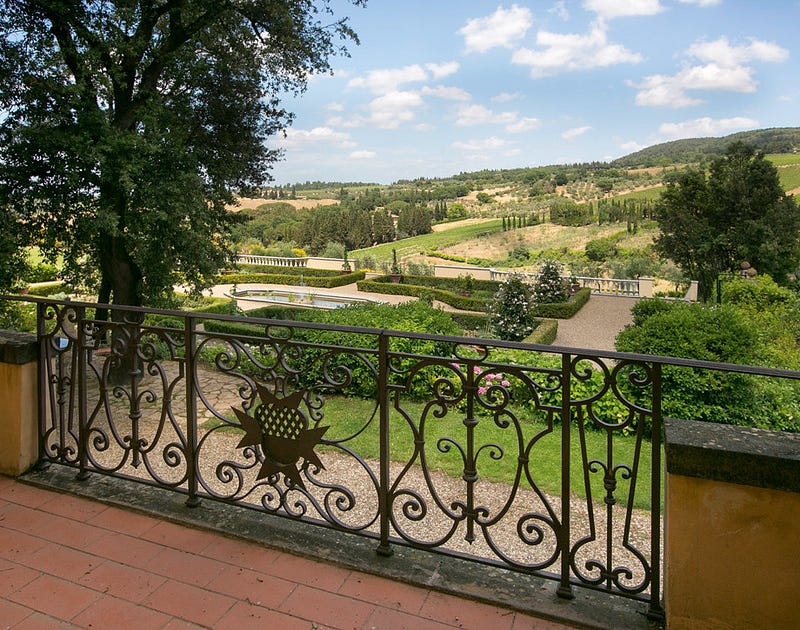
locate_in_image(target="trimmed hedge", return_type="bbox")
[424,250,494,266]
[524,319,558,345]
[359,276,591,319]
[531,287,590,319]
[235,264,342,277]
[23,281,70,296]
[357,275,489,312]
[220,270,365,288]
[147,296,237,328]
[371,273,498,293]
[449,312,490,332]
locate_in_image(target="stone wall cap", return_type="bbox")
[0,329,38,365]
[664,417,800,493]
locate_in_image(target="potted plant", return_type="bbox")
[390,249,402,283]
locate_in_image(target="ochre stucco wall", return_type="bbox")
[666,473,800,630]
[0,360,38,475]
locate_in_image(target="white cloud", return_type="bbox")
[324,102,345,112]
[659,116,759,139]
[455,104,517,127]
[425,61,460,79]
[346,61,461,96]
[506,117,542,133]
[633,36,789,107]
[366,90,424,128]
[350,150,377,159]
[421,85,472,101]
[677,0,721,6]
[325,115,365,129]
[562,125,591,140]
[347,64,428,93]
[549,1,570,20]
[451,136,512,152]
[492,92,523,103]
[583,0,662,19]
[512,22,642,77]
[277,127,353,149]
[460,5,533,54]
[688,37,789,66]
[619,140,648,152]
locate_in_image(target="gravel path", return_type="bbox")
[552,295,637,352]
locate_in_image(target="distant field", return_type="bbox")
[609,186,664,202]
[439,221,658,265]
[352,218,502,261]
[766,153,800,166]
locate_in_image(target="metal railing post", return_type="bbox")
[376,331,393,557]
[75,305,91,480]
[35,303,50,470]
[557,352,574,599]
[185,316,201,507]
[648,363,665,620]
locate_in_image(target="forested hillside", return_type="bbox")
[611,127,800,168]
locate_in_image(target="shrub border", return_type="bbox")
[358,275,590,318]
[357,275,489,312]
[221,270,365,288]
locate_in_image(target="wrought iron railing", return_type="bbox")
[16,295,797,619]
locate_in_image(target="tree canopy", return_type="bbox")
[653,142,800,301]
[0,0,365,307]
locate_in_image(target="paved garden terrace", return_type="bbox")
[3,470,664,629]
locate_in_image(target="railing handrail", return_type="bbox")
[6,293,799,380]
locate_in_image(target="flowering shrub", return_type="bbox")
[489,274,536,341]
[474,366,510,395]
[533,259,568,304]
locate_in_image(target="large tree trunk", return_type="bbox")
[99,229,145,385]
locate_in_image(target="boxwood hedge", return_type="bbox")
[220,270,365,288]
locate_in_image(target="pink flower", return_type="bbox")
[478,386,487,395]
[473,366,482,374]
[501,380,510,387]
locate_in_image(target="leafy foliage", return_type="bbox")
[532,260,568,304]
[206,300,463,399]
[0,1,365,306]
[617,296,800,432]
[489,275,536,341]
[654,143,800,300]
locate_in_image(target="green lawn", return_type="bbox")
[352,218,503,261]
[202,393,659,512]
[317,396,659,512]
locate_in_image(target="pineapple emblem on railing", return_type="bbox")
[232,385,328,490]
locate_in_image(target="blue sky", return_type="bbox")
[267,0,799,185]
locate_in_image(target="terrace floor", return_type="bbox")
[0,474,576,630]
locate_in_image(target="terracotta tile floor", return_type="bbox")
[0,475,573,629]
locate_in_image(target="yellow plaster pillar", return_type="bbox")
[0,331,39,476]
[664,418,800,630]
